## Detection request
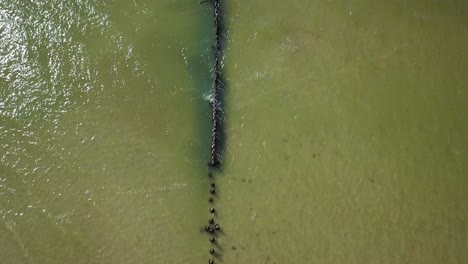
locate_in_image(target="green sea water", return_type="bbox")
[1,0,467,264]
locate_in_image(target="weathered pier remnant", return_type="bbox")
[200,1,225,263]
[208,0,224,168]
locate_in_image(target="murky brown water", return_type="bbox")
[1,0,467,263]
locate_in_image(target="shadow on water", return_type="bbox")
[185,5,215,168]
[215,0,231,171]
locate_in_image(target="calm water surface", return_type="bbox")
[1,0,467,263]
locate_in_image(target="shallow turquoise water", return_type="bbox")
[1,0,467,263]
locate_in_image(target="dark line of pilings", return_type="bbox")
[208,0,223,169]
[202,1,224,263]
